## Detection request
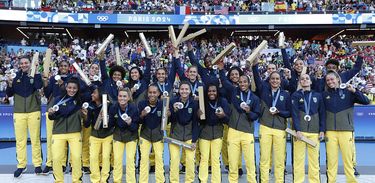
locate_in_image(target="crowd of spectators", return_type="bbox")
[0,33,375,104]
[4,0,375,13]
[189,0,375,13]
[40,0,175,12]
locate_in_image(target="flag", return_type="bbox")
[274,1,287,12]
[175,6,191,15]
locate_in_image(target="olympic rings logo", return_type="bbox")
[97,16,109,22]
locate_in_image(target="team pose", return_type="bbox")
[6,37,371,183]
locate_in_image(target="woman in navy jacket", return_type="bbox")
[126,57,152,106]
[47,78,83,183]
[291,73,325,183]
[176,60,204,100]
[168,80,199,183]
[186,42,222,85]
[138,84,167,183]
[99,57,126,103]
[222,74,260,183]
[110,88,139,183]
[153,55,177,98]
[42,60,71,174]
[323,71,370,183]
[220,65,245,174]
[82,87,114,183]
[198,82,231,183]
[252,61,291,183]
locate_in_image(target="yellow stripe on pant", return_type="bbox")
[259,124,286,183]
[293,132,320,183]
[326,131,357,183]
[199,138,223,183]
[139,137,165,183]
[14,111,42,168]
[52,132,82,183]
[169,140,195,183]
[89,135,113,183]
[113,140,137,183]
[227,128,256,183]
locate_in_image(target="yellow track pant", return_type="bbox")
[181,142,200,167]
[149,123,170,167]
[67,124,90,167]
[227,128,256,183]
[179,129,200,168]
[221,124,241,169]
[293,132,320,183]
[45,112,68,167]
[89,135,113,183]
[326,131,357,183]
[52,132,82,183]
[113,140,137,183]
[221,124,229,166]
[81,125,91,167]
[259,125,286,183]
[149,148,155,167]
[139,137,165,183]
[199,138,223,183]
[14,111,42,168]
[169,140,195,183]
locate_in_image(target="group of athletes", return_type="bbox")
[5,38,371,183]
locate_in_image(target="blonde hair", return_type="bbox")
[325,71,342,91]
[118,87,133,102]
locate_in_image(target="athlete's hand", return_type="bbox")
[296,131,303,141]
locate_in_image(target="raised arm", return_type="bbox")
[352,89,370,105]
[340,55,363,83]
[219,70,236,102]
[167,57,177,86]
[252,64,265,95]
[281,48,292,70]
[43,77,54,99]
[175,56,188,81]
[143,57,152,83]
[99,59,109,81]
[187,49,208,79]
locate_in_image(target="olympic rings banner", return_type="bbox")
[0,10,374,25]
[0,105,374,140]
